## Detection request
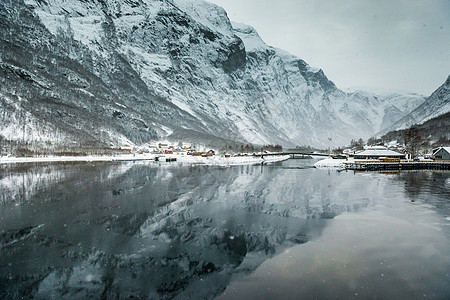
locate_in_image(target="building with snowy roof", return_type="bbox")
[432,147,450,161]
[354,146,405,160]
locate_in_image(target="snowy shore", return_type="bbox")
[0,154,291,166]
[313,157,347,169]
[0,155,129,164]
[177,155,291,166]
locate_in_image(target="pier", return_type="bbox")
[344,161,450,171]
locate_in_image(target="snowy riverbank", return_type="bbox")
[176,155,290,166]
[0,154,291,166]
[313,157,347,169]
[0,155,131,164]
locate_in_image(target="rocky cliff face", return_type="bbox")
[0,0,426,150]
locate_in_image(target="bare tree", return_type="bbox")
[404,127,422,158]
[350,138,365,150]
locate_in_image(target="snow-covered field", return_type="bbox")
[0,154,290,166]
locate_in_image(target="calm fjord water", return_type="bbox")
[0,159,449,299]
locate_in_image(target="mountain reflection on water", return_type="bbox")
[0,160,449,299]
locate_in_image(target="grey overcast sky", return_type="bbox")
[208,0,450,96]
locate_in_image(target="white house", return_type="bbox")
[433,147,450,161]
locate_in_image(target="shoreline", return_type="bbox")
[0,154,291,166]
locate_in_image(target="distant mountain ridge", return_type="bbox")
[379,75,450,146]
[379,75,450,135]
[0,0,427,152]
[381,111,450,147]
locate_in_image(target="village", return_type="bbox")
[115,141,292,165]
[118,142,216,157]
[0,141,291,166]
[1,138,450,169]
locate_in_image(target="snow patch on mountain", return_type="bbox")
[172,0,234,37]
[232,22,267,52]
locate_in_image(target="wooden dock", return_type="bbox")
[344,160,450,171]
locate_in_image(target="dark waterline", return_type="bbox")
[0,159,449,299]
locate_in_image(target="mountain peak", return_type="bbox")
[171,0,235,37]
[232,22,267,52]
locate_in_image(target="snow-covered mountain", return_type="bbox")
[379,75,450,135]
[0,0,426,150]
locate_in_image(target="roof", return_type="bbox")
[355,149,404,157]
[434,147,450,154]
[364,146,388,150]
